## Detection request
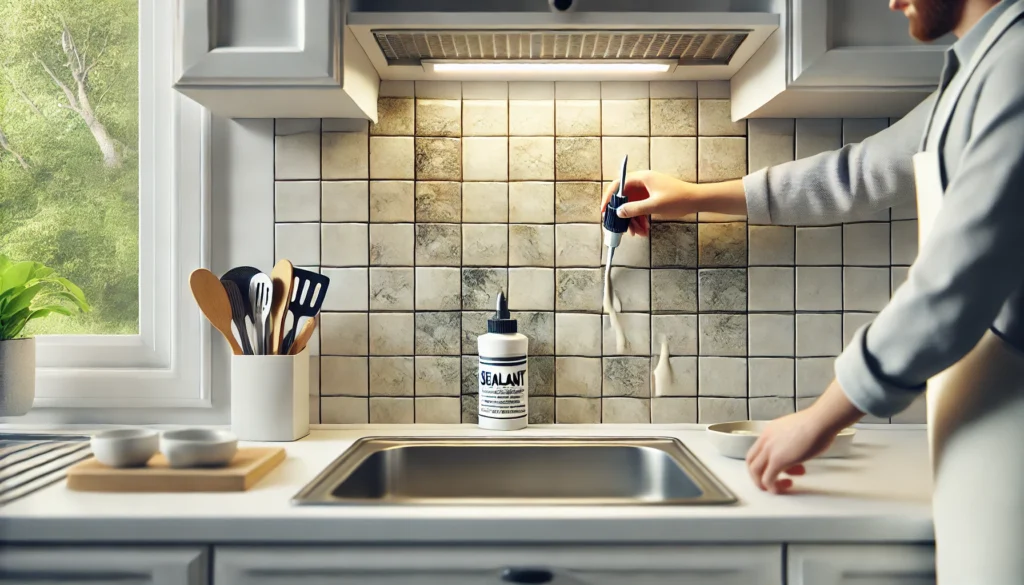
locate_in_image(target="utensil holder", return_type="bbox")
[230,348,310,441]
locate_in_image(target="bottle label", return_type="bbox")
[478,357,528,420]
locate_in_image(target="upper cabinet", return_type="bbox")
[732,0,952,119]
[173,0,379,120]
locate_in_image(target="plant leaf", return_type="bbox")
[0,255,12,276]
[2,283,42,319]
[1,307,31,340]
[55,277,89,310]
[30,305,74,317]
[32,265,55,280]
[0,261,34,296]
[53,291,89,312]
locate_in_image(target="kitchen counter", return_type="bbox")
[0,424,935,545]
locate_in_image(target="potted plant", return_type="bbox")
[1,254,90,416]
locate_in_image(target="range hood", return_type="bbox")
[347,0,780,81]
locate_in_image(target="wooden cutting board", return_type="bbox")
[66,447,286,492]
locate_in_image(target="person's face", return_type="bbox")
[890,0,966,41]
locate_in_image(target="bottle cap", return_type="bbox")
[487,291,517,334]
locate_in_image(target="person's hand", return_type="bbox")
[600,170,699,238]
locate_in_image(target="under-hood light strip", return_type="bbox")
[428,61,673,74]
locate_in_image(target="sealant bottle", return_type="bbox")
[477,291,529,431]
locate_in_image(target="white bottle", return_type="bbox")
[477,292,529,431]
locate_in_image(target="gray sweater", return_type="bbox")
[742,0,1024,418]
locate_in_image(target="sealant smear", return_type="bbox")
[652,335,672,397]
[602,258,626,353]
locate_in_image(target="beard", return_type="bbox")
[906,0,968,41]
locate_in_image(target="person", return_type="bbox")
[602,0,1024,582]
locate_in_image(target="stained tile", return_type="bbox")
[602,100,649,136]
[555,137,602,180]
[748,314,795,357]
[508,182,555,223]
[461,394,479,423]
[601,137,650,181]
[843,312,876,346]
[748,119,795,172]
[529,397,555,424]
[698,357,747,397]
[369,397,414,423]
[275,223,320,266]
[415,267,462,310]
[555,224,601,267]
[463,137,509,181]
[603,398,651,423]
[415,312,461,356]
[368,268,413,311]
[699,222,747,267]
[462,224,508,266]
[462,356,479,394]
[415,138,461,181]
[650,137,697,182]
[510,81,555,100]
[462,268,508,311]
[510,100,554,136]
[369,181,414,223]
[796,314,843,357]
[319,181,367,222]
[321,356,368,396]
[528,356,555,396]
[369,97,414,136]
[369,224,414,266]
[651,315,698,355]
[749,358,795,397]
[322,132,368,180]
[698,137,746,183]
[698,269,747,312]
[460,311,489,355]
[321,223,368,267]
[275,181,321,222]
[891,220,918,265]
[415,224,461,266]
[796,267,842,311]
[796,357,834,398]
[463,81,508,99]
[651,397,697,423]
[555,269,603,312]
[651,269,698,312]
[843,223,891,266]
[796,119,842,159]
[463,100,507,136]
[462,182,508,223]
[554,313,602,356]
[651,223,697,267]
[651,356,697,397]
[415,99,461,137]
[556,397,600,423]
[553,182,600,223]
[415,182,461,222]
[698,99,745,136]
[415,397,461,423]
[276,132,321,180]
[748,267,795,312]
[603,357,651,397]
[555,100,601,136]
[509,137,555,181]
[321,397,369,424]
[699,314,747,356]
[602,313,651,357]
[321,268,368,312]
[369,313,414,355]
[369,136,415,180]
[509,225,555,267]
[513,312,555,356]
[601,231,650,268]
[844,267,891,311]
[796,227,841,265]
[750,397,796,420]
[749,225,795,265]
[320,312,367,355]
[698,398,747,424]
[508,268,555,311]
[651,99,697,136]
[555,357,602,397]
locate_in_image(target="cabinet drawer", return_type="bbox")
[0,546,208,585]
[787,544,935,585]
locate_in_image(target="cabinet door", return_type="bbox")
[0,546,208,585]
[787,544,935,585]
[215,544,783,585]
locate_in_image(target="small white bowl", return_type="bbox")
[706,420,857,460]
[159,428,238,468]
[90,428,159,468]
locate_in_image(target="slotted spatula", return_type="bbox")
[281,268,330,355]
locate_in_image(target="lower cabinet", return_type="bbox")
[213,544,784,585]
[787,544,936,585]
[0,546,209,585]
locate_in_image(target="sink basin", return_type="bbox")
[291,437,737,506]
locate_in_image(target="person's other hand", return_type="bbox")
[600,170,698,238]
[744,409,840,494]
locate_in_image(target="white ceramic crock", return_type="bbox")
[0,337,36,417]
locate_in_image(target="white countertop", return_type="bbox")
[0,424,935,545]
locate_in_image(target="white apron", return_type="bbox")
[912,4,1024,583]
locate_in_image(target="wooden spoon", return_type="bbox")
[189,268,243,355]
[287,316,318,356]
[269,259,294,355]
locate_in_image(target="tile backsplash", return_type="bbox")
[273,80,925,426]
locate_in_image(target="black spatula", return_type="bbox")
[281,268,330,355]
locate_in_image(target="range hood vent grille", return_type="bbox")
[371,30,750,66]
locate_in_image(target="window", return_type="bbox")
[0,0,210,409]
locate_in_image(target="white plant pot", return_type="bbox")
[0,337,36,416]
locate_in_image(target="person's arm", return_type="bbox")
[834,54,1024,418]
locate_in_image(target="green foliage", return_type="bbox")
[0,0,139,336]
[0,253,91,340]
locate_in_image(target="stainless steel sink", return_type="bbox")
[291,437,737,506]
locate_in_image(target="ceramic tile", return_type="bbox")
[509,225,555,267]
[461,394,479,423]
[462,81,508,99]
[598,82,646,99]
[508,268,555,311]
[796,357,834,398]
[320,181,367,223]
[275,223,320,266]
[698,222,747,267]
[602,313,651,357]
[415,267,462,310]
[697,81,730,98]
[748,358,795,398]
[321,397,369,424]
[892,266,909,294]
[462,356,478,394]
[555,137,602,180]
[309,395,320,423]
[556,397,601,423]
[276,119,320,135]
[698,137,746,183]
[650,137,697,182]
[749,397,796,420]
[600,231,650,268]
[369,97,414,136]
[601,137,650,181]
[415,397,461,423]
[698,269,747,312]
[698,100,745,136]
[603,357,651,398]
[650,99,697,136]
[699,314,747,357]
[890,220,918,265]
[415,81,461,99]
[321,268,368,312]
[843,312,876,346]
[460,311,489,355]
[555,357,602,397]
[415,99,461,137]
[415,224,461,267]
[796,267,842,311]
[555,100,601,137]
[748,314,795,357]
[650,269,698,312]
[415,312,461,356]
[462,224,508,266]
[891,393,927,423]
[322,119,368,133]
[601,100,649,136]
[796,313,843,357]
[796,227,842,265]
[463,137,508,181]
[369,223,414,266]
[369,181,415,223]
[748,119,795,172]
[275,181,321,222]
[698,357,747,397]
[651,397,697,423]
[844,267,891,311]
[509,137,555,181]
[607,267,650,312]
[463,100,507,136]
[322,131,368,180]
[552,182,599,223]
[892,199,917,220]
[369,312,414,356]
[650,81,696,98]
[462,182,508,223]
[461,268,508,311]
[508,182,555,223]
[369,268,414,311]
[555,269,603,312]
[528,356,555,396]
[320,312,368,355]
[510,81,555,100]
[843,223,891,266]
[842,118,889,144]
[415,138,462,181]
[555,81,601,100]
[369,397,414,423]
[554,224,602,267]
[513,312,555,356]
[415,182,461,222]
[796,119,842,158]
[602,398,650,423]
[747,267,795,312]
[529,397,555,424]
[510,100,554,136]
[321,223,368,266]
[275,132,321,180]
[748,226,795,265]
[554,313,602,356]
[651,315,698,356]
[698,397,747,424]
[651,223,697,267]
[650,356,697,397]
[321,356,368,396]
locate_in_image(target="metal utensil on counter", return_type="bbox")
[269,259,294,355]
[249,273,273,355]
[189,268,244,355]
[220,279,254,355]
[281,268,330,354]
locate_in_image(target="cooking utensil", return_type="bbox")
[287,316,318,356]
[269,259,294,355]
[221,279,254,355]
[281,268,330,354]
[249,274,273,355]
[189,268,244,355]
[221,266,260,349]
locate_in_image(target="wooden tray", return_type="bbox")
[66,447,286,492]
